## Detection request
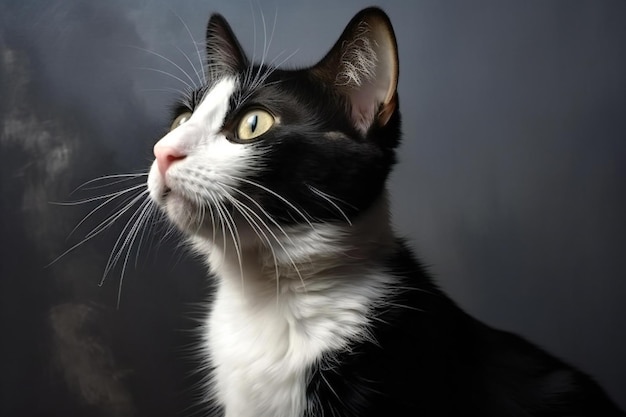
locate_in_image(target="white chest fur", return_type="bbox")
[200,201,396,417]
[205,254,392,417]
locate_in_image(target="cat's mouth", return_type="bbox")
[158,185,238,235]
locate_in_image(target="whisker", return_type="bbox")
[216,184,306,292]
[217,202,228,267]
[68,172,148,195]
[249,5,269,92]
[140,87,194,102]
[68,184,148,240]
[246,2,258,89]
[214,197,245,292]
[85,189,150,240]
[269,47,300,72]
[228,175,316,231]
[101,195,153,285]
[126,45,198,89]
[134,202,158,269]
[175,44,205,87]
[236,48,299,105]
[78,176,148,192]
[222,193,282,300]
[268,8,278,61]
[113,198,156,308]
[171,10,207,85]
[46,188,148,267]
[308,185,353,225]
[52,183,146,206]
[136,67,195,91]
[221,184,298,247]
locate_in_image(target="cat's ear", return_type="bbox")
[205,14,247,77]
[313,8,399,134]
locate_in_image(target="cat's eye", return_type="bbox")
[236,109,274,141]
[170,111,193,131]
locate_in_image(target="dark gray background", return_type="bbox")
[1,1,624,415]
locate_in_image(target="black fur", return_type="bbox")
[180,65,396,225]
[306,241,624,416]
[175,8,624,416]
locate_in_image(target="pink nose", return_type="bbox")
[154,144,186,176]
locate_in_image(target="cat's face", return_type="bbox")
[147,8,400,244]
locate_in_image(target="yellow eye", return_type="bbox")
[237,109,274,140]
[170,111,192,131]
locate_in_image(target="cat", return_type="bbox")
[144,7,624,417]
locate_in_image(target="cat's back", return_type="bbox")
[306,240,625,416]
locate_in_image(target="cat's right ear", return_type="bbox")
[206,14,247,78]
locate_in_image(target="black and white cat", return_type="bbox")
[145,7,623,417]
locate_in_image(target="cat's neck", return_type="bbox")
[202,192,398,417]
[191,192,396,298]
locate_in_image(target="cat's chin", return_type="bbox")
[159,190,208,236]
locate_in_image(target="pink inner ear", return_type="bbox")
[346,40,398,134]
[350,85,379,133]
[311,9,399,134]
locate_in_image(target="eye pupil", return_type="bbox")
[236,109,274,141]
[248,115,258,132]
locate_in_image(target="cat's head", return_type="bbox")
[148,7,400,243]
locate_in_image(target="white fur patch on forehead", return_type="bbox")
[155,76,237,152]
[193,76,237,130]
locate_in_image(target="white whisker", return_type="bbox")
[249,5,269,92]
[175,44,205,87]
[68,172,148,195]
[134,202,158,269]
[246,2,258,90]
[213,196,245,292]
[140,87,194,102]
[171,9,207,85]
[308,185,353,225]
[115,198,156,308]
[127,45,198,89]
[221,184,298,247]
[229,174,316,231]
[52,183,146,206]
[236,47,299,106]
[221,193,282,300]
[216,184,306,292]
[85,189,150,239]
[69,185,147,240]
[101,195,154,284]
[137,67,195,91]
[47,186,149,267]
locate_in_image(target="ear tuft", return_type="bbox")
[313,8,399,134]
[334,20,379,88]
[205,14,247,78]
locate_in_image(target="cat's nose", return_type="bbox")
[154,143,186,177]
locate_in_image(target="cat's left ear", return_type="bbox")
[313,8,399,134]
